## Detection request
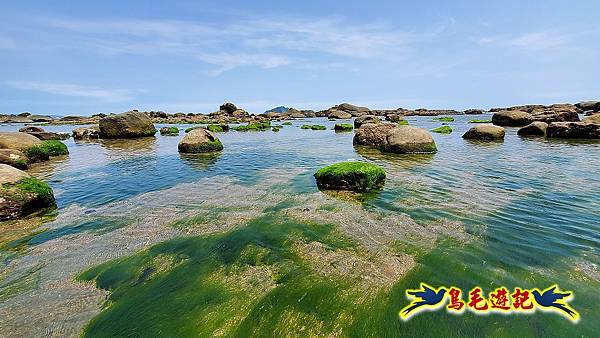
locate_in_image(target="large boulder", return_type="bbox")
[529,109,580,123]
[99,112,157,139]
[0,149,29,169]
[354,115,381,128]
[0,132,42,151]
[462,125,505,140]
[492,110,533,127]
[353,124,437,153]
[546,122,600,139]
[73,125,100,139]
[0,164,56,220]
[178,128,223,153]
[314,161,385,192]
[517,122,548,136]
[328,110,352,119]
[331,103,370,117]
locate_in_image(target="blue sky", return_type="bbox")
[0,0,598,115]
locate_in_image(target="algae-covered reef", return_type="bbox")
[77,214,399,337]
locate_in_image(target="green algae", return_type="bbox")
[160,127,179,135]
[398,119,409,126]
[334,123,353,131]
[433,117,455,122]
[234,121,271,132]
[431,126,453,134]
[77,215,365,337]
[178,139,223,153]
[301,124,327,130]
[469,119,492,123]
[206,124,229,133]
[282,121,293,126]
[23,141,68,162]
[314,161,386,192]
[0,263,42,302]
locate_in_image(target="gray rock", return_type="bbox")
[353,124,437,153]
[99,111,157,139]
[463,125,505,140]
[517,122,548,136]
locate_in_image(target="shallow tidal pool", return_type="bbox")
[0,116,599,337]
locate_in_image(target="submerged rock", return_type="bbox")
[0,149,29,169]
[517,122,548,136]
[0,164,56,220]
[431,126,453,134]
[314,161,385,192]
[492,110,533,127]
[353,124,437,154]
[99,111,157,139]
[178,128,223,153]
[546,121,600,139]
[73,125,100,139]
[462,125,505,141]
[354,115,380,129]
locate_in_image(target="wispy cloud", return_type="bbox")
[35,16,444,73]
[5,81,134,102]
[196,53,293,76]
[475,31,575,51]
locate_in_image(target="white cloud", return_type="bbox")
[5,81,134,102]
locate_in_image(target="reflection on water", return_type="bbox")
[0,117,599,336]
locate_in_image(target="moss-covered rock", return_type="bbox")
[160,127,180,136]
[433,117,454,122]
[301,124,327,130]
[334,123,353,131]
[178,129,223,153]
[40,140,69,156]
[397,119,409,126]
[431,126,453,134]
[314,161,385,192]
[234,121,271,132]
[282,121,293,126]
[206,124,229,133]
[0,164,56,220]
[468,119,492,123]
[272,126,281,132]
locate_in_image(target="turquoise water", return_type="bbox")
[0,116,599,336]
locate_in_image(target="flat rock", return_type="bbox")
[0,132,43,151]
